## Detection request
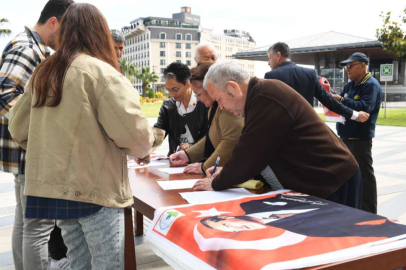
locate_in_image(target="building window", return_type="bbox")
[160,68,165,74]
[160,59,166,65]
[176,43,181,49]
[176,33,182,40]
[160,51,165,57]
[186,52,191,58]
[161,76,165,82]
[186,43,191,49]
[186,34,192,41]
[160,42,165,48]
[176,60,182,63]
[186,60,191,66]
[147,33,149,39]
[176,51,181,57]
[160,33,166,39]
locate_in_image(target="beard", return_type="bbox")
[47,33,57,50]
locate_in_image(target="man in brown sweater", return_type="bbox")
[193,62,362,208]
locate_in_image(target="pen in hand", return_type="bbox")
[171,145,180,162]
[212,157,220,175]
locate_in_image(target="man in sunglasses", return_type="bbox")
[332,52,383,214]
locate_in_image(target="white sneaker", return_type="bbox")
[50,257,70,270]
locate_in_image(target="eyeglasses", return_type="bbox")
[194,88,204,100]
[344,63,362,70]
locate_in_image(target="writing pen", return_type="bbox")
[212,157,220,175]
[171,145,180,163]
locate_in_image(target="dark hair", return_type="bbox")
[31,3,119,107]
[201,215,259,229]
[190,63,214,82]
[37,0,74,25]
[164,62,191,85]
[200,216,228,229]
[268,42,291,58]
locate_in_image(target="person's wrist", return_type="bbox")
[351,111,359,120]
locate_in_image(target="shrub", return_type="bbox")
[147,87,155,99]
[155,92,164,99]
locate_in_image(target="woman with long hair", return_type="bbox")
[9,3,155,269]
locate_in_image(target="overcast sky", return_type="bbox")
[1,0,404,76]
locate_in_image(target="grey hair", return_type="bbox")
[110,29,125,42]
[203,61,250,92]
[194,42,218,60]
[268,42,290,58]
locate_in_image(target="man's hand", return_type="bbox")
[136,155,150,165]
[179,143,190,151]
[206,166,223,178]
[169,151,188,165]
[332,94,341,101]
[355,111,369,123]
[184,163,203,174]
[193,178,214,191]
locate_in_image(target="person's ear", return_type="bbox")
[226,81,241,96]
[276,52,282,61]
[185,80,191,89]
[48,17,58,30]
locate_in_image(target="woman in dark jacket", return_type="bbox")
[154,62,208,156]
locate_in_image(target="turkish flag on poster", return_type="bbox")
[148,190,406,270]
[319,77,346,123]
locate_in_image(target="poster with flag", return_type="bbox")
[318,77,346,123]
[147,190,406,270]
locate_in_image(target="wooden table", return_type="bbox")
[129,162,406,270]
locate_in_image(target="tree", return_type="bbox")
[135,67,159,97]
[376,8,406,60]
[120,59,138,84]
[0,18,11,37]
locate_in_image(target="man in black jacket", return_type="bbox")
[332,53,383,214]
[264,42,369,123]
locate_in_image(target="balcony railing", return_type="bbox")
[144,21,198,29]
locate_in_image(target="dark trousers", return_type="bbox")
[327,170,362,209]
[343,139,377,214]
[48,225,68,260]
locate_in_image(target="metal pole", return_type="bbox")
[384,81,387,118]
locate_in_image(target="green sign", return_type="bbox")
[380,64,393,82]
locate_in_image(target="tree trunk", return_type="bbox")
[142,83,147,97]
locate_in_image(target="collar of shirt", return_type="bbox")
[177,93,197,116]
[353,72,372,86]
[24,26,51,58]
[278,61,295,68]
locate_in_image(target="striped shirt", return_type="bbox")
[0,27,50,174]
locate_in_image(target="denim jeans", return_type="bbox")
[12,174,56,270]
[57,207,125,270]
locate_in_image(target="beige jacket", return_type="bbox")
[185,107,244,172]
[9,54,154,208]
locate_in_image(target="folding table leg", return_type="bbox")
[124,207,137,270]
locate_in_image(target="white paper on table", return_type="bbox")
[179,188,254,204]
[127,160,166,169]
[157,179,199,190]
[158,167,186,174]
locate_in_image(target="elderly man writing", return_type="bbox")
[193,62,362,209]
